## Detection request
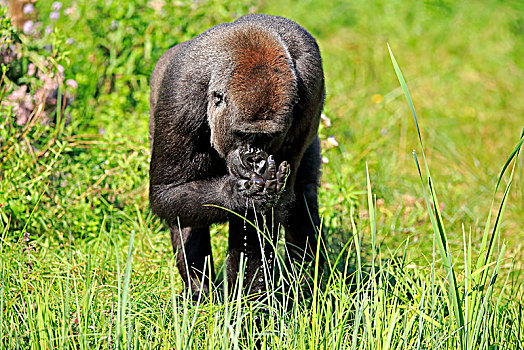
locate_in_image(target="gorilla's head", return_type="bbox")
[206,26,298,158]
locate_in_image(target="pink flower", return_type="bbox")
[27,63,36,76]
[66,79,78,89]
[8,85,28,101]
[65,7,76,16]
[321,113,331,128]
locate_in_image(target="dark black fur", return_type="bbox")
[149,14,325,298]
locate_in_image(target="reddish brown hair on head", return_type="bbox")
[228,27,297,122]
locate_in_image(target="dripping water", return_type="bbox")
[243,198,249,256]
[243,197,248,232]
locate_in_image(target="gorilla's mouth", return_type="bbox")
[233,132,287,154]
[238,145,266,169]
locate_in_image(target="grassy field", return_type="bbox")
[0,0,522,348]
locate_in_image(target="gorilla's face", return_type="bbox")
[207,32,297,159]
[207,86,294,159]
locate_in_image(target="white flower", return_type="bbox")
[23,20,34,34]
[52,2,63,11]
[23,4,35,14]
[321,113,331,128]
[327,135,339,147]
[50,11,60,21]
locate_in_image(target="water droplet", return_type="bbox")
[258,289,262,293]
[244,243,247,247]
[258,278,263,282]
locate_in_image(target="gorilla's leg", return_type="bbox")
[227,213,278,299]
[283,138,324,269]
[284,186,322,263]
[170,226,215,299]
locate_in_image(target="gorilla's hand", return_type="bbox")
[229,145,290,209]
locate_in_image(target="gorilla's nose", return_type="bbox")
[233,130,276,150]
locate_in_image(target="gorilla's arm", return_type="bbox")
[148,118,240,228]
[149,146,289,228]
[149,175,242,228]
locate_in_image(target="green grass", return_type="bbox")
[1,0,523,348]
[262,0,523,266]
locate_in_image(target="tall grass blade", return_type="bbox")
[117,230,135,349]
[390,44,523,350]
[389,44,465,347]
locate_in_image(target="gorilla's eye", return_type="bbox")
[213,91,224,106]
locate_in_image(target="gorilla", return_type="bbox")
[149,14,325,299]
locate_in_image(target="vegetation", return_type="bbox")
[0,0,522,348]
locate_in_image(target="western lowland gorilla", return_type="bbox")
[149,14,325,299]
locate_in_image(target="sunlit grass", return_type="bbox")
[262,0,523,267]
[1,43,522,347]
